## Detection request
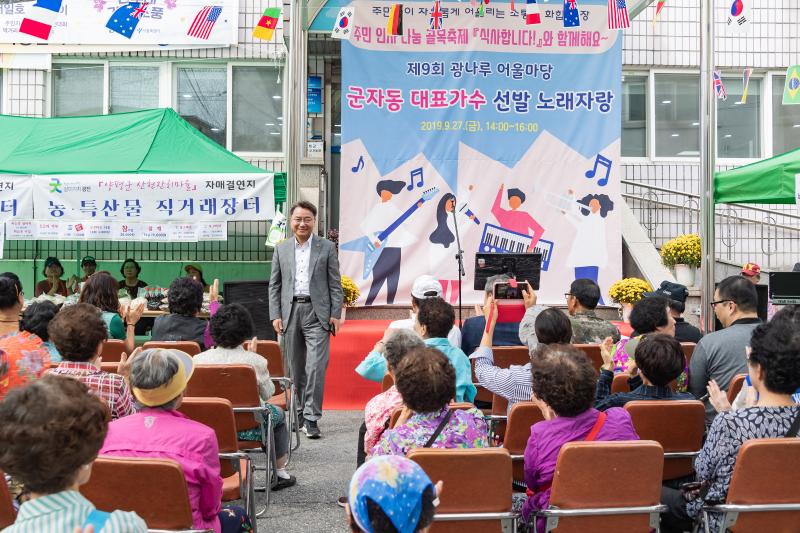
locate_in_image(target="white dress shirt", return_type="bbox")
[294,235,312,296]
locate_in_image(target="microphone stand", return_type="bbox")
[451,204,465,328]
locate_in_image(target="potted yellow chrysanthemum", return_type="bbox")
[660,234,701,286]
[608,277,653,322]
[340,275,360,323]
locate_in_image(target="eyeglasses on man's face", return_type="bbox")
[710,299,733,308]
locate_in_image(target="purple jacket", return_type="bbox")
[522,407,639,523]
[100,409,223,533]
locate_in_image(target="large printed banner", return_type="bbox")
[32,173,275,222]
[0,0,237,45]
[339,0,622,306]
[5,219,228,242]
[0,175,33,221]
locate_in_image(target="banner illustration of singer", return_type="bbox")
[339,0,622,305]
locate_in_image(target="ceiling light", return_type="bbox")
[793,124,800,128]
[661,100,672,104]
[272,95,282,99]
[210,127,221,132]
[265,123,275,126]
[671,133,680,137]
[724,134,732,138]
[269,132,281,135]
[182,94,193,98]
[691,122,700,126]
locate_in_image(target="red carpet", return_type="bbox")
[323,319,391,410]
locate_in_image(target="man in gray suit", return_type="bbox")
[269,200,343,438]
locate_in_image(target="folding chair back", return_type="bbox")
[680,343,695,364]
[0,471,15,530]
[254,340,286,377]
[381,373,394,392]
[492,346,530,368]
[727,373,747,404]
[143,340,202,356]
[389,402,476,429]
[81,456,194,530]
[502,401,544,487]
[574,344,603,373]
[186,365,263,447]
[100,362,120,374]
[611,373,630,394]
[100,339,126,363]
[408,447,513,533]
[471,360,493,405]
[545,440,663,533]
[624,400,705,480]
[721,438,800,532]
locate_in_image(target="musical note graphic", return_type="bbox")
[584,154,612,187]
[407,167,424,191]
[351,155,365,173]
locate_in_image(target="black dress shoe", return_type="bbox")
[302,419,321,439]
[272,475,297,491]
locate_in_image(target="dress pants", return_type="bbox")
[284,300,330,422]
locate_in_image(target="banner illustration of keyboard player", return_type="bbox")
[559,189,615,304]
[491,184,545,250]
[428,187,480,304]
[341,179,440,305]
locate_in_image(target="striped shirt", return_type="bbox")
[49,362,135,420]
[5,489,146,533]
[469,346,532,410]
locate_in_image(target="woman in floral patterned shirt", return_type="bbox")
[371,346,488,457]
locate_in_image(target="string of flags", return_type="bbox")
[784,66,800,105]
[713,70,727,101]
[740,68,751,105]
[652,0,665,26]
[386,3,402,35]
[252,6,280,41]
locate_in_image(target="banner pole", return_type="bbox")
[285,0,306,211]
[699,0,716,333]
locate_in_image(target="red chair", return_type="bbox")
[501,402,545,490]
[142,340,202,356]
[574,344,603,373]
[0,471,16,530]
[680,342,695,365]
[610,373,631,394]
[727,374,747,404]
[100,339,126,363]
[255,340,298,455]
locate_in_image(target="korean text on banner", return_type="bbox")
[32,173,275,222]
[339,1,622,306]
[0,175,33,221]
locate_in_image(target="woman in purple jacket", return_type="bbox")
[522,344,640,528]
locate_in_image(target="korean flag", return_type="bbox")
[332,7,354,40]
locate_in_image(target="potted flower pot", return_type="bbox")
[674,264,695,287]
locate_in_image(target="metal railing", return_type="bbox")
[622,179,800,271]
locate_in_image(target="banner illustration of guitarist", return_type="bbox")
[342,180,440,305]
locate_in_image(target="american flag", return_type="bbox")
[429,0,443,29]
[188,5,222,39]
[607,0,630,30]
[713,70,728,100]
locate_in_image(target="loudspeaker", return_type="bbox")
[222,280,277,341]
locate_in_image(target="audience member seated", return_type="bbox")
[361,329,426,465]
[118,258,148,299]
[471,301,572,411]
[34,256,69,297]
[596,334,694,410]
[609,296,686,389]
[67,255,97,294]
[564,278,621,344]
[371,347,488,456]
[194,303,295,490]
[689,276,761,425]
[79,271,144,355]
[0,275,51,400]
[20,301,61,363]
[184,263,210,292]
[345,455,442,533]
[660,318,800,533]
[415,297,476,403]
[48,303,136,420]
[101,348,252,533]
[0,374,147,532]
[151,277,208,349]
[518,284,556,354]
[645,281,702,343]
[521,344,639,530]
[355,276,459,382]
[461,274,523,355]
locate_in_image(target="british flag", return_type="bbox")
[429,0,443,30]
[713,70,728,101]
[188,5,222,39]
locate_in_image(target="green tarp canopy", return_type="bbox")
[0,108,262,175]
[714,146,800,204]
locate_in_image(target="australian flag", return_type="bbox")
[106,2,148,39]
[563,0,580,27]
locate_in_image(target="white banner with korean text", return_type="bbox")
[31,173,275,222]
[5,219,229,242]
[0,174,33,221]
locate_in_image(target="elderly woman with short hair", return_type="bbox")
[371,347,489,457]
[100,348,252,533]
[150,277,208,349]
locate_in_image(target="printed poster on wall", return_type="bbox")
[339,0,623,306]
[0,174,33,221]
[0,0,237,45]
[32,173,275,222]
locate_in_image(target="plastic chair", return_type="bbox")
[625,400,705,480]
[408,447,517,533]
[100,339,127,363]
[727,374,747,404]
[381,373,394,392]
[143,340,202,356]
[81,456,202,532]
[0,471,16,530]
[177,397,257,521]
[574,344,603,373]
[610,373,631,394]
[500,401,545,490]
[185,365,273,496]
[701,439,800,533]
[492,346,530,368]
[680,342,696,365]
[534,440,666,532]
[99,361,121,374]
[254,340,298,455]
[388,402,476,429]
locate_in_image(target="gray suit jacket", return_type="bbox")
[268,235,343,329]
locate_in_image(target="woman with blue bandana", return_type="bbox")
[345,455,443,533]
